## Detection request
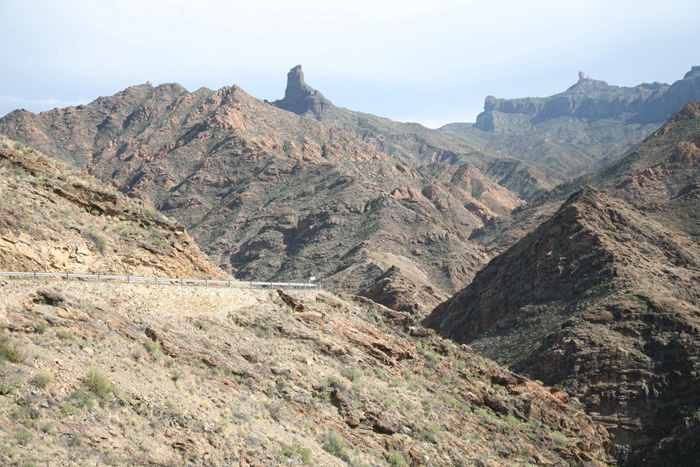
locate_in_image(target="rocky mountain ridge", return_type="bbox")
[477,72,668,125]
[474,100,700,254]
[273,65,559,201]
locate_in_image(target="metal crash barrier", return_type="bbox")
[0,271,317,290]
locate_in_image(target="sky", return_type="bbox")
[1,0,698,128]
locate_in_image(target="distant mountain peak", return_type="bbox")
[684,65,700,80]
[274,64,332,116]
[576,71,608,87]
[284,64,309,97]
[287,64,304,86]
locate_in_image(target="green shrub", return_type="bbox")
[281,444,294,459]
[84,229,108,254]
[295,441,313,465]
[387,449,407,467]
[150,229,166,246]
[143,339,163,359]
[328,376,341,388]
[30,371,54,389]
[57,331,73,341]
[15,431,32,446]
[84,369,113,401]
[60,404,77,416]
[74,389,93,409]
[0,336,23,363]
[0,381,13,395]
[552,429,566,446]
[322,431,346,458]
[341,368,362,383]
[32,320,47,334]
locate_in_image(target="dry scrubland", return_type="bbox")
[0,280,609,466]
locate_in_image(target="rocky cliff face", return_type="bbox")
[0,82,524,314]
[478,74,666,125]
[273,65,335,118]
[433,103,700,463]
[425,186,700,463]
[0,137,222,279]
[632,66,700,124]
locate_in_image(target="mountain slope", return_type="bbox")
[0,136,221,279]
[0,139,611,466]
[441,67,700,182]
[425,187,700,463]
[0,83,523,314]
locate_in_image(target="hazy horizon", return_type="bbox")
[1,0,699,128]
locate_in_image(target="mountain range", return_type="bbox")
[1,64,700,465]
[0,72,526,315]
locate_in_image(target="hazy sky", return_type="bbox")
[1,0,698,127]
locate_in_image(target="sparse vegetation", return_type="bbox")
[322,430,347,459]
[57,331,73,341]
[387,449,407,467]
[341,368,362,383]
[143,339,163,360]
[15,431,32,446]
[84,229,108,254]
[73,389,93,409]
[0,381,14,395]
[0,336,24,363]
[31,320,47,334]
[60,403,77,416]
[30,371,54,389]
[83,369,114,401]
[0,211,612,465]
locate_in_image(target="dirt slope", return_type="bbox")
[0,280,610,466]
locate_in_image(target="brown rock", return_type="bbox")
[145,325,181,357]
